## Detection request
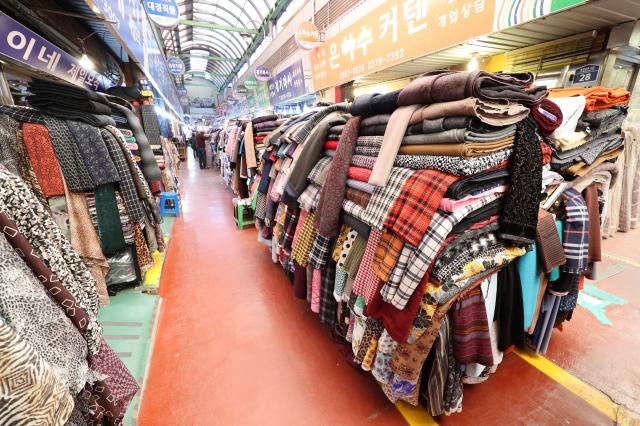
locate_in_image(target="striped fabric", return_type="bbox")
[562,188,590,273]
[450,286,493,366]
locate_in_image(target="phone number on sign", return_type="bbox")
[338,48,406,81]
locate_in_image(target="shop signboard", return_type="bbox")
[255,83,271,110]
[255,65,271,81]
[176,86,188,96]
[573,64,600,86]
[244,76,257,90]
[268,59,306,105]
[0,12,110,91]
[295,21,321,50]
[310,0,588,91]
[144,0,180,28]
[90,0,182,115]
[167,56,185,75]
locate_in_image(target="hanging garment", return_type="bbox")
[21,123,65,198]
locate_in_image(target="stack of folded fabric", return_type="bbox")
[237,71,627,417]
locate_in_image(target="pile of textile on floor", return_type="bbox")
[240,71,631,416]
[0,78,158,424]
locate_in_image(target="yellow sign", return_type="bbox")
[311,0,496,90]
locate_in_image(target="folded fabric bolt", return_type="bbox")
[446,166,510,199]
[350,91,401,117]
[440,185,509,212]
[359,124,388,136]
[400,125,516,146]
[409,98,530,127]
[393,149,512,176]
[535,209,566,273]
[397,136,514,157]
[549,86,630,112]
[564,145,623,177]
[530,98,563,137]
[350,155,377,170]
[356,136,384,147]
[346,179,376,194]
[329,124,345,134]
[29,97,112,115]
[252,114,278,124]
[577,106,627,133]
[552,134,623,168]
[345,187,372,208]
[398,70,545,106]
[324,140,339,151]
[347,166,373,182]
[408,116,473,134]
[361,114,392,127]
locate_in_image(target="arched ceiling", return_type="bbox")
[162,0,279,90]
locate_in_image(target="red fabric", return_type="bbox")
[385,169,458,246]
[21,123,65,198]
[541,142,552,165]
[531,98,563,137]
[347,166,372,182]
[323,140,339,151]
[149,180,162,194]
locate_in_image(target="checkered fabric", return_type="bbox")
[343,199,366,222]
[356,136,384,147]
[354,146,381,156]
[290,210,317,268]
[373,231,404,283]
[280,208,300,251]
[352,228,384,305]
[100,129,146,221]
[319,261,338,325]
[289,103,348,145]
[562,188,590,273]
[298,183,322,211]
[345,187,371,208]
[307,156,332,185]
[384,169,458,246]
[350,155,377,170]
[43,116,94,191]
[309,234,333,269]
[361,168,413,230]
[389,193,505,309]
[382,244,414,303]
[0,105,46,124]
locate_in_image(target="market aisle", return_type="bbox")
[139,153,406,425]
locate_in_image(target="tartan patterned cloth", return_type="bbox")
[307,156,332,185]
[343,199,367,222]
[384,169,458,246]
[281,208,300,251]
[100,129,146,222]
[298,183,322,211]
[345,187,371,208]
[290,210,317,267]
[350,155,377,170]
[0,105,46,124]
[319,261,338,325]
[384,244,413,301]
[390,193,505,309]
[562,188,590,273]
[361,168,413,230]
[352,228,384,305]
[373,231,404,283]
[309,234,333,269]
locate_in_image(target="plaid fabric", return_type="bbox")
[361,168,413,230]
[352,228,384,305]
[356,136,384,147]
[343,199,366,222]
[43,116,94,191]
[345,187,371,208]
[290,211,317,267]
[0,105,45,124]
[373,231,404,283]
[307,156,332,185]
[255,191,267,220]
[298,183,322,211]
[391,193,505,310]
[383,244,413,301]
[384,169,458,246]
[562,188,590,273]
[289,103,348,145]
[100,129,146,222]
[350,155,377,169]
[309,234,333,269]
[281,208,300,251]
[319,261,338,325]
[332,225,350,262]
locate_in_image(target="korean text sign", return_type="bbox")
[0,12,108,91]
[310,0,495,90]
[268,60,306,105]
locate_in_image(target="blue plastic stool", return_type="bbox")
[159,192,180,217]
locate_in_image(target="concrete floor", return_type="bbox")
[139,154,640,425]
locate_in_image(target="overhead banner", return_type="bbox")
[268,59,306,105]
[310,0,587,90]
[0,12,110,91]
[90,0,182,115]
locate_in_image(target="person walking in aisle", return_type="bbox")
[195,130,207,169]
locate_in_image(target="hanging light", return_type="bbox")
[467,53,479,71]
[77,32,96,70]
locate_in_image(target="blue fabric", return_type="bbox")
[518,243,542,330]
[549,220,563,282]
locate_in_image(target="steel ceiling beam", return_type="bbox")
[178,19,258,34]
[180,54,239,62]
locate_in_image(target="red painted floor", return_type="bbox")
[140,155,635,424]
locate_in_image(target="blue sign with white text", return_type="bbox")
[167,57,185,75]
[268,60,306,105]
[0,12,109,91]
[144,0,179,28]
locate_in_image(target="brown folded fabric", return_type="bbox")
[397,136,514,157]
[565,146,624,177]
[409,98,529,127]
[345,187,372,208]
[584,184,602,274]
[535,209,565,274]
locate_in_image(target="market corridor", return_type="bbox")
[138,154,634,426]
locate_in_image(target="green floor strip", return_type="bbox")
[98,288,158,425]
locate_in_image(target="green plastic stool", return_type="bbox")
[234,190,259,230]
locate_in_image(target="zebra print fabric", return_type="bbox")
[0,319,73,425]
